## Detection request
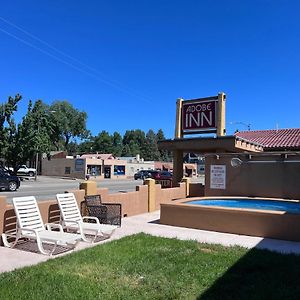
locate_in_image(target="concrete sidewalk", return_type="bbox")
[1,210,300,273]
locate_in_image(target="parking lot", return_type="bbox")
[1,176,144,203]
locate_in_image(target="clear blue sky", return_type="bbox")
[1,0,299,138]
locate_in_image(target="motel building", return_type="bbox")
[157,92,300,242]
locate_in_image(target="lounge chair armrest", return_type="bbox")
[19,227,38,237]
[102,202,122,206]
[82,216,100,224]
[62,220,81,227]
[45,223,63,232]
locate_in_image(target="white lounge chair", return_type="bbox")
[56,193,117,243]
[1,196,80,255]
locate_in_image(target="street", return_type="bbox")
[1,175,205,203]
[1,176,144,203]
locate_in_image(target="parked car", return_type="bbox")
[134,170,153,180]
[149,170,173,180]
[16,165,36,177]
[0,168,21,191]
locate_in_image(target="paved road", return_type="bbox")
[1,175,204,203]
[1,176,144,203]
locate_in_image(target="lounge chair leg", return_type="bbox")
[36,238,54,256]
[1,232,21,249]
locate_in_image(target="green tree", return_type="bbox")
[0,94,22,162]
[49,101,89,153]
[144,129,160,161]
[157,129,172,161]
[122,129,146,157]
[93,131,113,153]
[112,132,123,157]
[4,99,55,170]
[77,138,94,154]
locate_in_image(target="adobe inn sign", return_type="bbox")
[182,96,218,134]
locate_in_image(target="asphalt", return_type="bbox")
[1,210,300,273]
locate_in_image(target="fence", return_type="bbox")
[0,180,204,246]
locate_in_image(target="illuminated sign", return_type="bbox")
[182,96,218,134]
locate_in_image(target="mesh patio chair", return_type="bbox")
[84,194,122,226]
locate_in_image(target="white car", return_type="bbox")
[17,165,36,177]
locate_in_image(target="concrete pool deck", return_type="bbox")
[1,210,300,273]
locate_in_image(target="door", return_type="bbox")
[0,170,7,189]
[104,167,111,178]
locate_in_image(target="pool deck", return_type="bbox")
[1,210,300,273]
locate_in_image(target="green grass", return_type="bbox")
[1,233,300,299]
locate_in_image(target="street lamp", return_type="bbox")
[230,121,251,131]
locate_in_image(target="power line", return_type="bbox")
[0,16,153,104]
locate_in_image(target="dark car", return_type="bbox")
[149,170,173,180]
[134,170,153,180]
[0,168,21,191]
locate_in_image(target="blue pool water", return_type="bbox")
[186,199,300,214]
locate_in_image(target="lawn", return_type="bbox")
[1,233,300,299]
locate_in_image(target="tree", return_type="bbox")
[4,99,55,170]
[122,129,146,157]
[0,94,22,161]
[77,137,94,154]
[157,129,172,161]
[93,131,113,153]
[112,132,123,157]
[144,129,160,161]
[49,101,89,153]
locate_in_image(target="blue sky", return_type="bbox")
[0,0,299,138]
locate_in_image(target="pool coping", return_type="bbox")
[160,197,300,242]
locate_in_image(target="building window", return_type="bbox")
[114,165,125,175]
[87,165,101,176]
[65,167,71,174]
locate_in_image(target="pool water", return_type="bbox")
[186,199,300,214]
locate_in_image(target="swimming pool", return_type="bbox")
[160,197,300,242]
[186,199,300,214]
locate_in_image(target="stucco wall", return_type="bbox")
[0,181,191,246]
[204,153,300,200]
[96,186,149,217]
[189,183,205,197]
[155,183,186,210]
[160,197,300,242]
[42,158,86,179]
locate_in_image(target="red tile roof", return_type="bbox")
[235,129,300,150]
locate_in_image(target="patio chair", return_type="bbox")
[1,196,80,255]
[56,193,117,243]
[84,194,122,226]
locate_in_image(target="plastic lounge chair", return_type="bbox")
[1,196,80,255]
[56,193,117,243]
[84,194,122,226]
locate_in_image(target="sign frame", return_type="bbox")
[181,96,218,135]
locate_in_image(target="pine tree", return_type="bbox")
[156,128,172,161]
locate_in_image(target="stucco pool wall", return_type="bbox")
[160,197,300,242]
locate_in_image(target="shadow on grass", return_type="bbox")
[199,243,300,300]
